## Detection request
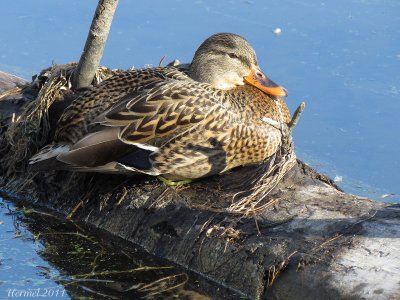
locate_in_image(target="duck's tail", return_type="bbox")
[28,144,71,171]
[27,142,156,175]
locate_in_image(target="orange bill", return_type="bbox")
[244,68,287,97]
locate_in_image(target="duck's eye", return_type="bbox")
[228,53,240,59]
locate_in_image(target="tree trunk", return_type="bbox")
[72,0,119,89]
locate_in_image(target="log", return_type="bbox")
[1,70,399,299]
[0,71,27,92]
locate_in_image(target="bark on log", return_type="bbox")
[1,71,399,299]
[72,0,119,89]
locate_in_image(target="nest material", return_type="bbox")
[0,63,118,193]
[226,103,305,215]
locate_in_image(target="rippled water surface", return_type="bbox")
[0,197,68,299]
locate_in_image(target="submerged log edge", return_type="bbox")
[1,70,400,299]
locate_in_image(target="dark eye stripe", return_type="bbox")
[210,50,253,68]
[240,56,252,68]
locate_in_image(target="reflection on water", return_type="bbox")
[0,195,220,299]
[0,0,399,201]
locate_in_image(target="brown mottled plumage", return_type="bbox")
[29,33,290,180]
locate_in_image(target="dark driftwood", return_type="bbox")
[1,71,399,299]
[0,71,27,92]
[72,0,119,89]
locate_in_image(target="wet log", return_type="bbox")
[1,70,399,299]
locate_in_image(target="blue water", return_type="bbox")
[0,197,68,299]
[0,196,218,299]
[1,1,399,201]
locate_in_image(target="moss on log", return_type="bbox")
[1,70,399,299]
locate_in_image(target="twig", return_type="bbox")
[158,55,166,67]
[288,102,305,130]
[267,251,298,287]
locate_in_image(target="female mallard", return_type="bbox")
[29,33,290,181]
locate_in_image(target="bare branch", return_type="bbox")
[72,0,119,89]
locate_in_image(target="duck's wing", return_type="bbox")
[54,80,219,172]
[54,66,190,144]
[100,80,217,144]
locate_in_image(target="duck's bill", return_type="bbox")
[244,69,287,97]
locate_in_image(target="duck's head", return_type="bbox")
[189,33,287,97]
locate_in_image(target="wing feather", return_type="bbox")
[94,81,218,145]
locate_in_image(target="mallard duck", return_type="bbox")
[29,33,290,181]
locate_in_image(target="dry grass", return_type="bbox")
[0,86,23,101]
[227,145,297,215]
[0,63,117,193]
[226,102,305,216]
